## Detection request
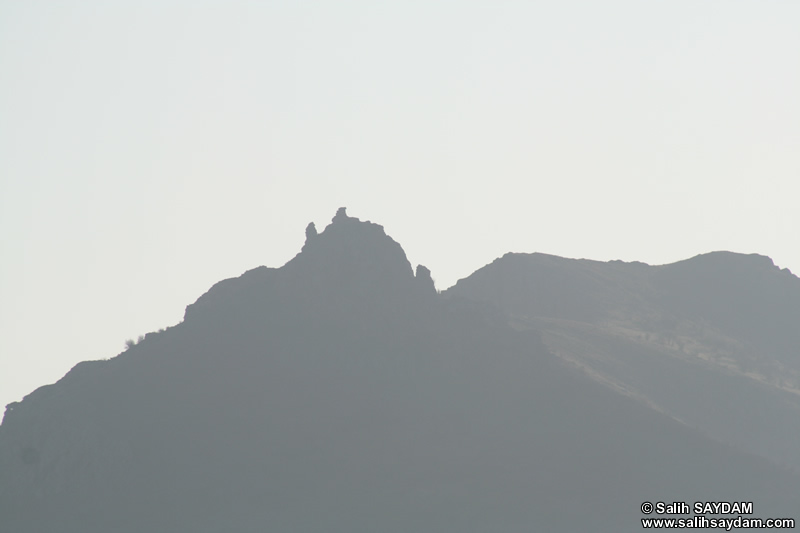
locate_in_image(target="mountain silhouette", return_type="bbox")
[1,210,798,532]
[446,250,800,471]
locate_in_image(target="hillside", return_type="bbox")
[446,251,800,471]
[1,210,798,532]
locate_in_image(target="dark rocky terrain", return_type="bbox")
[1,209,798,532]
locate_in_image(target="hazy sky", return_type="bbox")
[1,1,799,412]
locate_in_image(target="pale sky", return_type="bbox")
[1,1,799,413]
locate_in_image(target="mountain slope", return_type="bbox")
[445,251,800,470]
[2,211,798,532]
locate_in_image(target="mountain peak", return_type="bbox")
[676,250,777,269]
[293,208,438,296]
[333,206,349,221]
[185,209,435,323]
[657,250,789,281]
[290,208,414,284]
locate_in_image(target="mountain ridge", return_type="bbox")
[2,209,798,532]
[446,247,800,471]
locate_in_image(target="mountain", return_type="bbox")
[1,209,798,532]
[445,251,800,471]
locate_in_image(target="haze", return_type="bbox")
[1,1,798,414]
